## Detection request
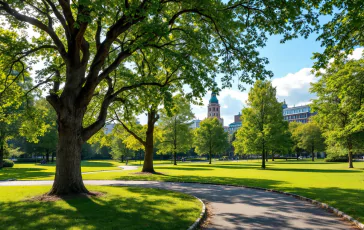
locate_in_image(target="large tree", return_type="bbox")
[194,117,228,164]
[233,80,282,169]
[311,57,364,168]
[0,0,321,195]
[291,122,325,162]
[158,95,194,165]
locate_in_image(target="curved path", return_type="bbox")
[0,180,355,230]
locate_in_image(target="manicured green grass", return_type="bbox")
[0,185,201,230]
[0,160,121,180]
[2,159,364,222]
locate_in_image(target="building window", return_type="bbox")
[213,107,215,111]
[217,108,219,111]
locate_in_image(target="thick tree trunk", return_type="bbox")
[48,114,89,195]
[142,109,157,173]
[0,143,4,169]
[348,151,353,168]
[142,142,154,173]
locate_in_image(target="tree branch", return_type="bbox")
[0,1,68,60]
[115,112,146,146]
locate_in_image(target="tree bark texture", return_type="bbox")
[48,111,89,195]
[142,109,158,173]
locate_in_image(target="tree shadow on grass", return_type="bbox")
[266,168,363,173]
[0,168,54,181]
[155,166,214,171]
[0,187,199,230]
[180,164,261,170]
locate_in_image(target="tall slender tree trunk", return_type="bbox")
[48,116,88,195]
[272,151,275,161]
[51,151,55,163]
[266,151,268,162]
[142,109,158,173]
[173,150,177,165]
[348,141,354,168]
[311,145,315,162]
[262,144,266,169]
[209,151,212,164]
[46,149,50,163]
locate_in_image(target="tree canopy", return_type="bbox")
[194,117,228,164]
[0,0,322,195]
[158,95,194,165]
[233,80,283,169]
[311,56,364,168]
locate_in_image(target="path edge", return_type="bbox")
[172,181,364,230]
[187,195,206,230]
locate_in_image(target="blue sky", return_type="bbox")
[190,33,364,126]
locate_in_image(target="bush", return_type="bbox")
[2,159,14,168]
[15,158,37,163]
[325,156,348,162]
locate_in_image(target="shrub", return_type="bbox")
[325,156,348,162]
[2,159,14,168]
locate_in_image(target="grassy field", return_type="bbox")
[0,185,201,230]
[1,159,364,222]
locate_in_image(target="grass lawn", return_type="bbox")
[1,159,364,222]
[0,185,201,230]
[0,160,121,180]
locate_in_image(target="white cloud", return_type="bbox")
[348,48,364,60]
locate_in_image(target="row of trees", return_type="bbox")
[95,96,229,173]
[233,53,364,169]
[1,0,363,195]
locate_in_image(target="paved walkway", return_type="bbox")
[0,180,355,230]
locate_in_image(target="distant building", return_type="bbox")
[190,119,201,129]
[207,92,224,126]
[227,112,242,133]
[282,100,316,123]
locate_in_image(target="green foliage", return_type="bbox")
[158,95,194,155]
[2,159,14,168]
[313,1,364,69]
[194,117,228,163]
[291,122,325,156]
[311,57,364,167]
[233,80,284,167]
